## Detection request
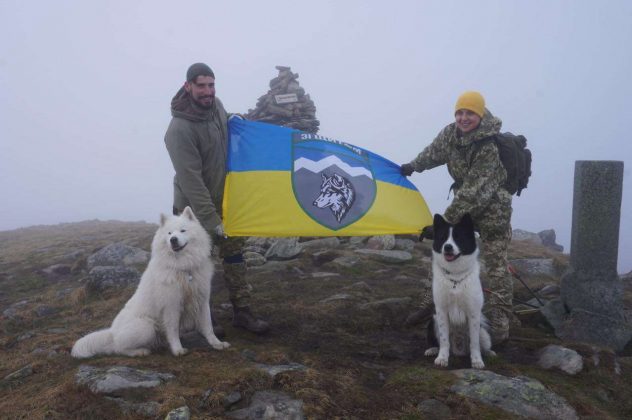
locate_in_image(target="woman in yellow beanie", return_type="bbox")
[401,91,515,346]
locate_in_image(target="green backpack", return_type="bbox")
[478,133,532,196]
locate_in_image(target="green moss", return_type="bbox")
[386,365,456,395]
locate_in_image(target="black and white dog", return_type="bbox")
[425,213,495,369]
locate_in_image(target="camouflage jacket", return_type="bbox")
[408,110,510,223]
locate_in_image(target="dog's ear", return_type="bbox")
[182,206,199,222]
[160,213,167,227]
[433,213,447,228]
[459,213,473,229]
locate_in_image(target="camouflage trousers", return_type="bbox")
[474,192,514,317]
[215,235,251,309]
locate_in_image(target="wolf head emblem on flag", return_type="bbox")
[313,172,355,222]
[292,132,376,230]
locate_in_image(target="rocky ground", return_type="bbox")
[1,220,632,419]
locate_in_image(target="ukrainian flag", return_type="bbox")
[223,119,432,236]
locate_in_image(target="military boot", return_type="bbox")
[233,306,270,334]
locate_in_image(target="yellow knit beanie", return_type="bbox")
[454,91,485,118]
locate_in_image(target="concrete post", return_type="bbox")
[557,161,631,351]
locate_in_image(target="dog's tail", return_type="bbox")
[71,329,114,358]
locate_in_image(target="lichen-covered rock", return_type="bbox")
[265,237,302,260]
[450,369,578,419]
[394,239,415,252]
[86,265,140,293]
[243,251,266,267]
[300,237,340,252]
[537,345,583,375]
[367,235,396,250]
[227,391,304,419]
[509,258,557,277]
[165,406,190,420]
[87,242,149,270]
[255,362,307,377]
[75,365,175,394]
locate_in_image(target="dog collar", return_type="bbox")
[441,267,468,289]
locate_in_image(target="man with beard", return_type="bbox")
[164,63,270,335]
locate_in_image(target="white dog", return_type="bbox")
[424,213,494,369]
[71,207,229,358]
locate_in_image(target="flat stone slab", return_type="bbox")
[75,365,175,394]
[300,237,340,251]
[354,249,412,263]
[311,272,340,278]
[331,256,361,267]
[320,293,355,304]
[265,237,302,260]
[358,297,412,311]
[255,362,307,377]
[3,365,34,381]
[249,260,293,273]
[450,369,578,419]
[227,390,304,419]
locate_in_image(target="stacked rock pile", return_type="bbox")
[246,66,319,133]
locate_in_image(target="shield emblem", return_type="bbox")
[292,132,376,230]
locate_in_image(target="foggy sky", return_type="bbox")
[1,0,631,273]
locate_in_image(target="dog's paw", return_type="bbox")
[484,349,497,357]
[212,341,231,350]
[471,358,485,369]
[424,347,439,357]
[434,355,449,367]
[171,347,188,356]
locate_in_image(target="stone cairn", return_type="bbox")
[246,66,319,134]
[558,160,632,351]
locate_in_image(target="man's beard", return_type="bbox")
[193,96,214,110]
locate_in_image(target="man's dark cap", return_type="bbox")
[186,63,215,82]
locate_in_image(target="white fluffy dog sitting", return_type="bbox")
[424,213,495,369]
[71,207,229,358]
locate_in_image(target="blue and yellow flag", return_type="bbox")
[223,119,432,236]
